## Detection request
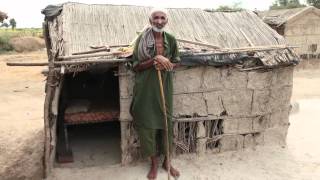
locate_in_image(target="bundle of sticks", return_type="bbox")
[6,38,298,67]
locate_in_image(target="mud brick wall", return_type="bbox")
[118,65,293,163]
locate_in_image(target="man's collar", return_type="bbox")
[163,31,169,49]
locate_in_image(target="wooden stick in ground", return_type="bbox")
[157,69,171,180]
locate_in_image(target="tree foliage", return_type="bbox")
[270,0,306,10]
[0,22,9,28]
[205,1,244,12]
[9,18,16,30]
[307,0,320,8]
[0,11,8,23]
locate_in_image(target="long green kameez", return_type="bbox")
[130,31,180,156]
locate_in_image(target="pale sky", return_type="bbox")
[0,0,307,28]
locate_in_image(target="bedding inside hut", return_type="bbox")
[55,67,121,163]
[62,67,120,124]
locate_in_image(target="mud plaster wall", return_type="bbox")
[284,11,320,59]
[118,65,293,163]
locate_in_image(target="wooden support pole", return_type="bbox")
[7,62,48,66]
[54,58,128,65]
[57,51,125,60]
[6,58,129,67]
[72,47,110,55]
[222,45,299,52]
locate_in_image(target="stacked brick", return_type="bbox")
[118,65,293,163]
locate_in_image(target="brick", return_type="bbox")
[252,90,272,115]
[269,108,290,128]
[221,68,248,89]
[220,135,244,151]
[173,67,203,94]
[270,86,292,112]
[202,67,223,90]
[222,118,238,134]
[253,115,270,131]
[253,132,264,146]
[263,126,289,146]
[244,132,265,148]
[221,90,253,116]
[203,91,225,116]
[272,66,294,87]
[238,118,253,134]
[248,71,273,89]
[173,93,207,117]
[243,134,254,148]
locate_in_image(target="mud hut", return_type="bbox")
[258,6,320,67]
[41,3,299,177]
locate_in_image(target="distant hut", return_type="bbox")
[258,6,320,67]
[41,3,299,177]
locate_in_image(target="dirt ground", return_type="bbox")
[0,52,319,180]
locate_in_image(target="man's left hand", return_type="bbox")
[154,61,166,70]
[154,55,173,71]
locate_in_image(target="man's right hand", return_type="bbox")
[154,55,173,71]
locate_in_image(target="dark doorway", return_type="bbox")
[56,66,121,167]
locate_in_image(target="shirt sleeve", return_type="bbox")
[171,36,181,63]
[131,35,142,69]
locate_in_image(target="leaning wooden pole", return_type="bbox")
[43,21,56,178]
[157,69,171,180]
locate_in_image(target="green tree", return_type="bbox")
[0,11,8,23]
[270,0,306,10]
[9,18,16,30]
[307,0,320,8]
[1,22,9,28]
[205,1,244,12]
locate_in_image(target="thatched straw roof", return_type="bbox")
[43,3,299,67]
[257,6,320,26]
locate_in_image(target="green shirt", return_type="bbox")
[130,31,180,129]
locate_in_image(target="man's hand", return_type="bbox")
[154,61,165,70]
[154,55,173,71]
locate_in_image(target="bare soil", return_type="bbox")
[0,51,319,180]
[0,51,46,180]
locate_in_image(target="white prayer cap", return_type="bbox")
[149,7,168,18]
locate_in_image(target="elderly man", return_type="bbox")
[130,7,180,179]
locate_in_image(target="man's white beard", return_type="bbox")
[152,26,164,32]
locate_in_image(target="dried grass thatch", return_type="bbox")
[257,6,320,26]
[43,2,299,68]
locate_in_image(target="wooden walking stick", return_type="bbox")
[157,69,171,180]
